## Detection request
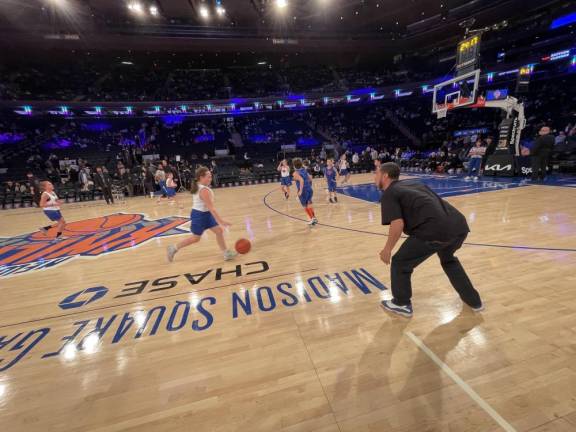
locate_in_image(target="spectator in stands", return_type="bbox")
[79,167,90,191]
[555,131,567,146]
[143,164,156,197]
[68,165,79,188]
[118,167,134,197]
[94,166,114,205]
[26,171,42,206]
[484,136,494,153]
[465,140,486,180]
[161,160,174,175]
[155,164,166,196]
[531,126,555,182]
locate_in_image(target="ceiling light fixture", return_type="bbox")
[127,2,144,14]
[199,5,209,19]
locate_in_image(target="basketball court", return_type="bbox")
[1,172,576,432]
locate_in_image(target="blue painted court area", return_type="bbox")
[338,174,576,203]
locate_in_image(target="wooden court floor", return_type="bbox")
[1,173,575,432]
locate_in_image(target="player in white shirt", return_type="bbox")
[167,167,237,262]
[277,159,292,199]
[39,181,67,239]
[338,154,351,185]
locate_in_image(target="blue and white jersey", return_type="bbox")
[42,191,60,211]
[192,184,214,212]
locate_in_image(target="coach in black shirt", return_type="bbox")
[531,126,555,181]
[377,162,482,317]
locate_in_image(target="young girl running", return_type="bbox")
[324,158,338,203]
[39,181,67,239]
[167,167,237,262]
[277,159,292,199]
[338,154,350,185]
[292,158,318,226]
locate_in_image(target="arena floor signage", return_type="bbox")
[0,213,189,277]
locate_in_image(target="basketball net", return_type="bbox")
[435,96,475,119]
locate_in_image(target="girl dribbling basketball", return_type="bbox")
[167,167,237,262]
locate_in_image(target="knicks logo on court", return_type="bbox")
[0,213,189,278]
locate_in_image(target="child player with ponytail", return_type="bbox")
[167,167,237,262]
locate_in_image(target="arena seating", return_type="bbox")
[1,67,576,207]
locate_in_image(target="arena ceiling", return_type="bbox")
[0,0,569,56]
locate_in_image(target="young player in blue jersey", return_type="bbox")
[167,167,237,262]
[277,159,292,199]
[292,158,318,226]
[324,158,338,203]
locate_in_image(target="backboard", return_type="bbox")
[432,69,481,119]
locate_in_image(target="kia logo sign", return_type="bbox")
[485,164,512,171]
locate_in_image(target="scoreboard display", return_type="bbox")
[456,35,481,76]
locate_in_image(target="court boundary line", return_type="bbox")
[0,268,319,329]
[262,190,576,253]
[405,331,517,432]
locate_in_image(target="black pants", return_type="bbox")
[101,186,114,204]
[390,234,481,308]
[531,154,549,180]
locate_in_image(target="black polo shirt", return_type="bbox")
[380,179,469,241]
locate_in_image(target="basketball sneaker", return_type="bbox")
[224,250,238,261]
[307,217,318,226]
[167,245,178,262]
[470,303,484,312]
[380,300,413,318]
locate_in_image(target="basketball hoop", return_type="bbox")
[436,106,448,119]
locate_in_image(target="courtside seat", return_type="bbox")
[216,166,240,186]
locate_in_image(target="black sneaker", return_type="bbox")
[469,303,484,312]
[334,196,338,202]
[329,198,334,203]
[380,300,413,318]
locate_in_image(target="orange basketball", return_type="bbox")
[235,238,251,254]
